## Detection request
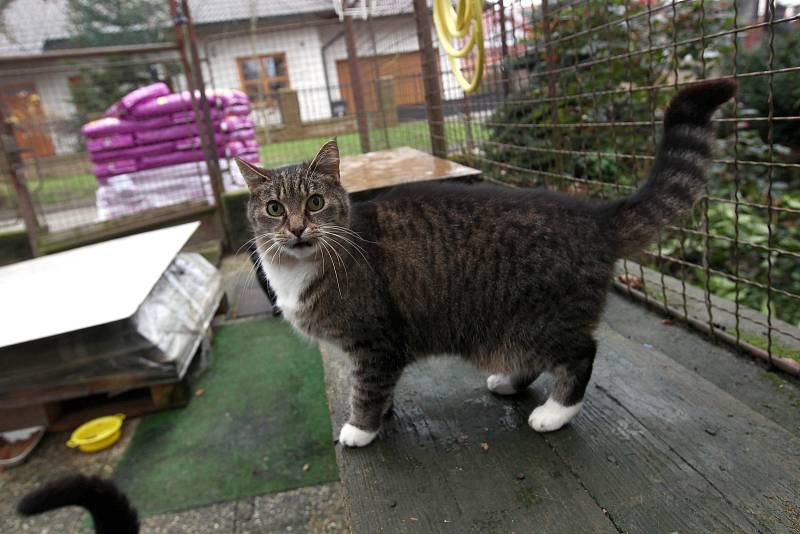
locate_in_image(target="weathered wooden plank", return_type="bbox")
[602,293,800,436]
[585,325,800,532]
[322,344,617,534]
[524,377,754,532]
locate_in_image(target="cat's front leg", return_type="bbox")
[339,354,404,448]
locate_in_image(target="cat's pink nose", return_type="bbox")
[289,226,306,238]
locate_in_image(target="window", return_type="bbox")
[236,54,289,107]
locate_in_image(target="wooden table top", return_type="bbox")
[339,147,481,193]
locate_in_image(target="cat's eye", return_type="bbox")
[307,195,325,212]
[266,201,285,217]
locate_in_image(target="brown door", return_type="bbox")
[0,84,55,159]
[336,51,429,114]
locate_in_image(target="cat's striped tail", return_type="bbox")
[610,79,736,256]
[18,475,139,534]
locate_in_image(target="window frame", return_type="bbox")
[236,53,290,108]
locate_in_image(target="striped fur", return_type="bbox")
[18,475,139,534]
[609,79,737,255]
[238,81,734,446]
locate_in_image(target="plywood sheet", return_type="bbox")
[340,147,481,193]
[0,222,199,348]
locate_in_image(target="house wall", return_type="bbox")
[319,16,463,106]
[0,69,80,156]
[202,15,462,126]
[201,26,330,124]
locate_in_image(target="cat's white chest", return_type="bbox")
[261,259,317,321]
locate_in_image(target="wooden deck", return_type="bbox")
[322,293,800,533]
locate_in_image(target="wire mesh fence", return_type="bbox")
[0,0,797,369]
[452,0,800,370]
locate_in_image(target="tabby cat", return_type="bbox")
[237,79,736,447]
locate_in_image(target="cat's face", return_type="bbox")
[236,140,350,261]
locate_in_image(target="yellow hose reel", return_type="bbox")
[432,0,486,94]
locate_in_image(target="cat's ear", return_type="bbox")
[308,140,340,183]
[235,158,273,191]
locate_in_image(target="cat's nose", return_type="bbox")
[289,225,306,238]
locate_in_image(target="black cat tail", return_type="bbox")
[609,79,736,256]
[17,475,139,534]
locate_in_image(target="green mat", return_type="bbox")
[112,318,339,515]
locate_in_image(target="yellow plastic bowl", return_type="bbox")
[66,414,125,453]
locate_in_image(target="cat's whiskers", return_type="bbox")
[318,228,372,270]
[324,224,376,244]
[320,235,349,286]
[317,230,371,271]
[316,237,342,297]
[316,231,361,268]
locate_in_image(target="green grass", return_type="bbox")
[737,331,800,362]
[0,172,97,208]
[261,119,489,168]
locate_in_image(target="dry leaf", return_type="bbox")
[480,442,489,451]
[195,388,205,397]
[302,463,310,471]
[617,273,644,290]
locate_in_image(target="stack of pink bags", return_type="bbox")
[82,82,259,179]
[80,83,260,221]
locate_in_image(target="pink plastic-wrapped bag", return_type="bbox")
[87,133,135,153]
[131,90,223,118]
[227,128,256,141]
[172,103,252,124]
[212,89,249,107]
[81,117,139,138]
[90,140,176,163]
[135,123,211,145]
[140,146,227,169]
[82,115,174,138]
[104,82,170,117]
[219,115,254,132]
[174,134,226,151]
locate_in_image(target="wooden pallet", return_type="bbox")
[47,376,193,432]
[0,321,217,433]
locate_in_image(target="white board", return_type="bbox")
[0,222,199,348]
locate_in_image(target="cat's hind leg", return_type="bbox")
[528,334,595,432]
[486,371,538,396]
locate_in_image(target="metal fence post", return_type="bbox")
[412,0,446,158]
[0,113,40,257]
[170,0,230,248]
[344,16,371,154]
[499,0,510,97]
[540,0,562,186]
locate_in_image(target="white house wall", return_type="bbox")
[201,27,330,123]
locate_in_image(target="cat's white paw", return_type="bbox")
[338,423,378,447]
[486,374,517,395]
[528,399,583,432]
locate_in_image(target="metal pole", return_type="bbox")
[412,0,446,158]
[0,113,40,257]
[498,0,510,97]
[171,0,230,247]
[344,15,371,153]
[540,0,561,186]
[367,15,390,149]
